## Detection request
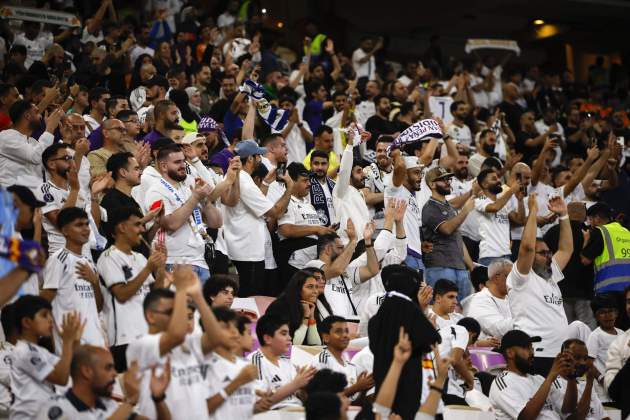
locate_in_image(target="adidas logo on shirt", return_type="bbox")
[271,374,282,383]
[223,375,231,382]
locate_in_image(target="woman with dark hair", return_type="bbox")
[265,270,322,345]
[129,54,155,90]
[302,267,333,323]
[169,89,200,133]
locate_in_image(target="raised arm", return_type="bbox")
[391,149,406,187]
[358,222,380,281]
[531,139,554,186]
[322,221,358,279]
[241,98,256,139]
[516,192,538,275]
[562,145,598,198]
[438,196,474,235]
[484,177,519,213]
[548,196,572,271]
[157,266,192,356]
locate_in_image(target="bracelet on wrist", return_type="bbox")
[151,393,166,403]
[308,319,317,326]
[558,214,569,220]
[262,180,271,187]
[396,235,407,239]
[365,243,374,248]
[219,389,228,399]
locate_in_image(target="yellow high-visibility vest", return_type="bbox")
[593,222,630,293]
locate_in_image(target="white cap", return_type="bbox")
[403,156,421,170]
[181,132,205,145]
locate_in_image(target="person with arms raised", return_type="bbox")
[508,193,573,376]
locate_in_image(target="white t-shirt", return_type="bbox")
[465,287,513,338]
[83,115,101,137]
[222,171,274,262]
[351,345,375,395]
[278,195,321,269]
[13,32,53,68]
[286,121,313,165]
[352,48,375,80]
[126,333,211,419]
[490,370,563,420]
[145,178,207,268]
[437,325,469,399]
[470,74,489,109]
[37,180,93,255]
[474,193,516,259]
[507,259,568,357]
[427,308,464,330]
[586,326,623,402]
[310,348,359,394]
[385,183,423,255]
[249,350,301,410]
[305,259,362,317]
[428,96,454,124]
[364,163,392,229]
[10,340,59,420]
[206,353,256,420]
[42,248,105,351]
[96,246,154,347]
[548,377,605,420]
[447,123,473,148]
[447,177,481,241]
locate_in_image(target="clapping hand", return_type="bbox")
[150,358,171,401]
[122,361,141,405]
[345,218,357,242]
[60,311,85,344]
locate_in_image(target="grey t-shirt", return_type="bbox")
[421,198,465,269]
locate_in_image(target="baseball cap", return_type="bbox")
[425,166,453,183]
[198,116,219,133]
[143,75,169,89]
[496,330,542,354]
[7,185,45,208]
[235,139,267,159]
[181,132,205,145]
[403,156,422,170]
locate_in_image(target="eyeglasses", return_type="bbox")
[107,126,127,133]
[51,155,73,162]
[536,250,553,257]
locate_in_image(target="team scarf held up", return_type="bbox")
[240,79,290,133]
[387,119,443,155]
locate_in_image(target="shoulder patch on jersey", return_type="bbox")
[47,406,63,419]
[30,356,41,366]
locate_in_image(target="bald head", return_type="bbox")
[70,345,109,378]
[568,202,586,222]
[102,118,126,148]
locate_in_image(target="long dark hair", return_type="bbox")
[302,267,333,320]
[268,270,314,336]
[169,88,200,123]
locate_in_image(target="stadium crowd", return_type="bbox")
[0,0,630,419]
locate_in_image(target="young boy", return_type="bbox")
[202,274,239,308]
[205,307,263,419]
[428,279,463,329]
[249,314,316,409]
[235,314,254,356]
[10,295,83,420]
[586,295,623,403]
[311,315,374,399]
[40,207,105,351]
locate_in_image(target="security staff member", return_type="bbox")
[581,202,630,329]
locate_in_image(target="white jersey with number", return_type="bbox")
[490,371,563,420]
[126,333,211,419]
[206,353,255,420]
[42,248,105,351]
[9,340,59,420]
[96,246,154,346]
[249,350,300,410]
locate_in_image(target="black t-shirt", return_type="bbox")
[581,227,605,261]
[498,101,524,134]
[564,125,587,158]
[515,130,542,165]
[544,221,593,298]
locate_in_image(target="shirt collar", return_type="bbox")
[65,388,107,412]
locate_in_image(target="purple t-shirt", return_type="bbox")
[88,126,104,150]
[142,129,166,145]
